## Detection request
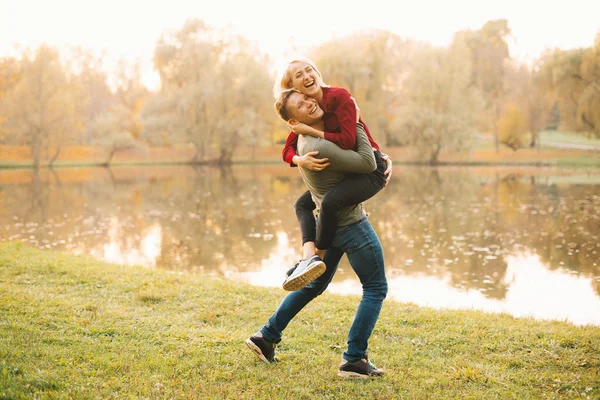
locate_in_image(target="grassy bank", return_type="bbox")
[2,140,600,170]
[539,130,600,147]
[1,243,599,399]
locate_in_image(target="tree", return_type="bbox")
[112,58,148,139]
[537,32,600,137]
[578,32,600,135]
[311,30,413,146]
[458,20,512,152]
[142,19,274,164]
[502,61,553,149]
[395,41,483,164]
[497,102,527,151]
[0,57,21,143]
[0,45,83,169]
[64,47,114,145]
[526,62,555,147]
[90,102,146,166]
[46,78,86,166]
[546,48,587,131]
[98,131,139,166]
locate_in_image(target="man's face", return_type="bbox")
[286,92,324,125]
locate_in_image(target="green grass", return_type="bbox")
[1,242,599,399]
[539,130,600,147]
[554,156,600,167]
[0,161,197,169]
[473,130,600,151]
[0,161,34,169]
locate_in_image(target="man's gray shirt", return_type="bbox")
[296,123,376,227]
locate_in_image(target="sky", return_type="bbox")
[1,0,598,89]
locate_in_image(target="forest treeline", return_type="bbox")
[0,19,599,167]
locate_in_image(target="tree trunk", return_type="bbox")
[191,145,203,164]
[218,132,239,165]
[102,149,115,167]
[48,146,61,168]
[501,139,519,152]
[429,144,442,165]
[530,131,541,153]
[581,113,595,131]
[32,131,42,170]
[219,147,233,165]
[494,104,500,153]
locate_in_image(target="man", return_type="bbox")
[245,89,388,378]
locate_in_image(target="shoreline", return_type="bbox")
[2,158,600,170]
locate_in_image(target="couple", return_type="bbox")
[245,58,392,379]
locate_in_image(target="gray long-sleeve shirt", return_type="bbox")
[296,123,376,226]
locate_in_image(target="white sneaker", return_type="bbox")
[282,255,326,291]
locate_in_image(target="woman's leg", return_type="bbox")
[261,246,345,342]
[316,152,387,251]
[294,190,318,259]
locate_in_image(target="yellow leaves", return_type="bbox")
[271,128,289,146]
[132,97,146,114]
[271,178,291,195]
[543,47,599,134]
[577,84,600,133]
[498,102,527,151]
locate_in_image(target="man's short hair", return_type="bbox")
[274,89,300,121]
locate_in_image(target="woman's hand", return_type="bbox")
[382,154,392,187]
[293,151,330,171]
[351,96,360,123]
[287,121,324,138]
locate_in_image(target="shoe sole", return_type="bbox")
[245,338,270,363]
[282,261,326,291]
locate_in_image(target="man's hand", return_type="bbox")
[382,154,392,187]
[295,151,330,171]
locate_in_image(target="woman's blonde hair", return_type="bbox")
[272,56,329,99]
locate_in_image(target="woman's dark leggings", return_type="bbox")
[294,151,387,250]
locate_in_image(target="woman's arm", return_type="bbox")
[287,91,360,149]
[308,123,375,173]
[282,131,298,166]
[322,96,358,150]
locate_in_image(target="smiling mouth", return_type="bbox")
[309,104,317,114]
[305,80,315,89]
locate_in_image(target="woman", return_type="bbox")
[277,57,392,291]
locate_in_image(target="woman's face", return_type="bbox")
[288,62,320,97]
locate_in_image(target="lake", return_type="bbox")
[1,165,599,325]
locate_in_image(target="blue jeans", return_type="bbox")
[260,216,387,362]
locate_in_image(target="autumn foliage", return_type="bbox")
[0,20,599,168]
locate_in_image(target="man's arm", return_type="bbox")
[307,123,376,173]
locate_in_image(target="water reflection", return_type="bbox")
[1,165,599,325]
[331,252,600,326]
[231,231,297,285]
[86,217,163,267]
